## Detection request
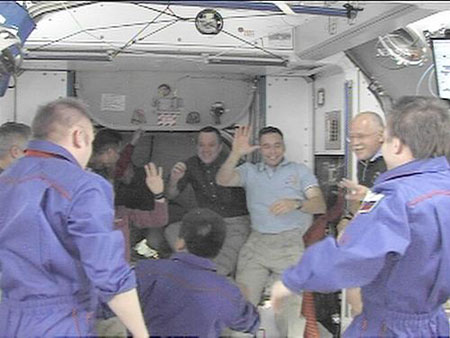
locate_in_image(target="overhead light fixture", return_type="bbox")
[24,52,113,62]
[139,1,360,19]
[206,56,288,67]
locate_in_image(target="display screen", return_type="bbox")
[431,38,450,100]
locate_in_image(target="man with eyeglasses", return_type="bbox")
[339,111,387,230]
[337,111,387,319]
[272,96,450,337]
[347,112,386,188]
[0,122,31,174]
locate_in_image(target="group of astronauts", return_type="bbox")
[1,95,450,337]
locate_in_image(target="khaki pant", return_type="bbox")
[95,316,127,337]
[236,228,306,338]
[165,215,251,277]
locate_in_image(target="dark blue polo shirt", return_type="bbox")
[177,152,248,217]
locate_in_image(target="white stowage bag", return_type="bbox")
[134,239,159,259]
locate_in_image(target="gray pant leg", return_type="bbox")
[236,229,306,338]
[267,229,305,338]
[213,215,251,277]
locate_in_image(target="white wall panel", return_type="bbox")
[27,2,297,54]
[265,76,313,167]
[313,72,346,155]
[358,72,384,120]
[0,71,67,125]
[0,85,15,125]
[77,71,254,131]
[313,56,383,155]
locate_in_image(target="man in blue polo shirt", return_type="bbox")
[217,125,326,337]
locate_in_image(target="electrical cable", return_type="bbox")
[130,2,186,21]
[28,2,289,51]
[28,12,284,52]
[205,27,292,61]
[221,29,286,60]
[28,18,180,51]
[27,2,291,64]
[26,1,293,64]
[29,2,184,51]
[134,19,179,42]
[61,1,105,43]
[415,64,434,95]
[131,2,288,22]
[427,67,437,97]
[113,3,171,57]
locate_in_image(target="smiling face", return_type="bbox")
[197,131,222,164]
[348,114,384,161]
[259,132,285,168]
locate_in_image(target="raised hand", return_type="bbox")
[232,125,260,157]
[144,162,164,195]
[169,162,187,183]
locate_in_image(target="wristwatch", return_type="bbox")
[342,209,354,220]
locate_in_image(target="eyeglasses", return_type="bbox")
[345,132,378,143]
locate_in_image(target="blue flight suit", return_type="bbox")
[282,157,450,337]
[136,252,260,337]
[0,140,135,337]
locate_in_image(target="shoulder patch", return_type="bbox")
[358,191,384,213]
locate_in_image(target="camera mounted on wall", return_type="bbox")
[210,101,225,125]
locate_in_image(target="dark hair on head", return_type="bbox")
[158,84,171,91]
[92,128,123,155]
[387,96,450,160]
[199,126,222,144]
[0,122,31,156]
[179,208,226,259]
[32,97,91,141]
[258,126,283,140]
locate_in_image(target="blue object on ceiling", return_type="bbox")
[139,1,352,18]
[0,1,36,97]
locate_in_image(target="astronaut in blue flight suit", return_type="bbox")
[0,98,148,338]
[271,96,450,337]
